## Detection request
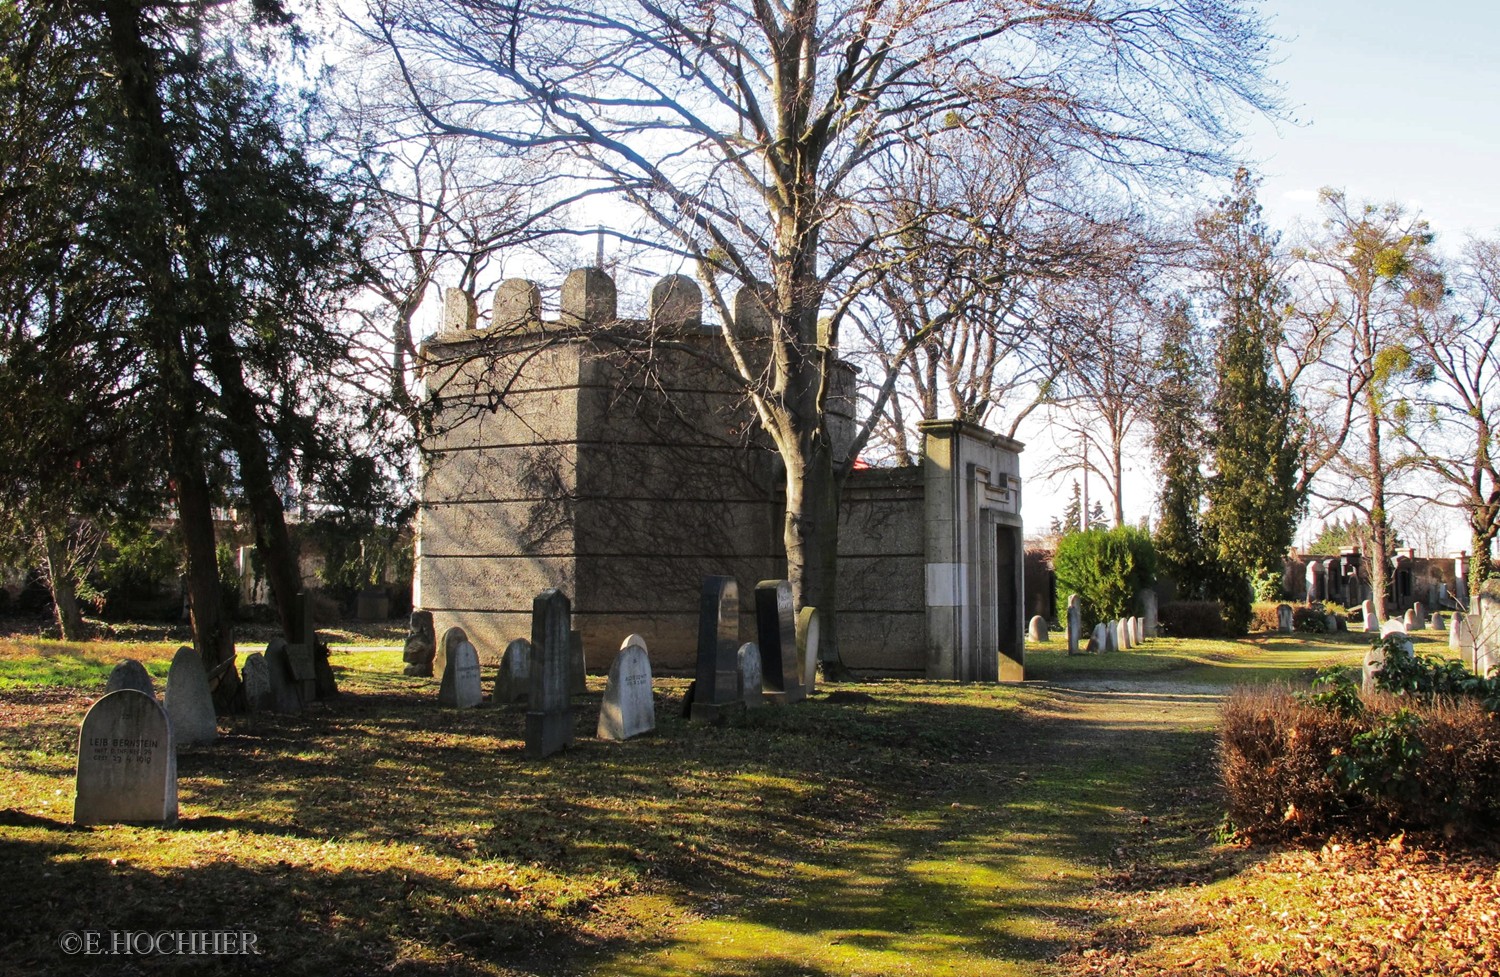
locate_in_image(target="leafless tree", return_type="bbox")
[362,0,1278,665]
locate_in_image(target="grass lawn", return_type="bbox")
[0,626,1492,976]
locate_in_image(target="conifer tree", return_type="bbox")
[1148,296,1212,594]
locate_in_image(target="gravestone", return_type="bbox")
[737,643,766,709]
[755,580,803,704]
[1102,621,1116,653]
[1276,604,1293,633]
[797,606,820,696]
[1380,619,1407,638]
[1135,617,1146,644]
[105,659,155,699]
[1402,609,1417,630]
[1066,594,1082,655]
[1361,646,1385,696]
[494,638,531,704]
[569,629,587,695]
[1027,616,1047,643]
[597,637,655,740]
[1412,601,1428,631]
[1115,619,1130,651]
[691,576,745,723]
[163,647,216,747]
[74,690,177,826]
[1432,611,1447,632]
[436,626,468,683]
[1361,599,1378,632]
[1140,589,1159,639]
[525,589,575,757]
[263,639,303,713]
[1324,612,1339,633]
[285,592,325,702]
[1455,614,1477,670]
[438,638,483,708]
[356,586,390,622]
[1091,622,1107,654]
[403,611,436,677]
[241,653,273,713]
[1474,580,1500,678]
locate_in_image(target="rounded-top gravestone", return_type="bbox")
[105,659,155,699]
[74,690,177,826]
[494,638,531,704]
[1027,616,1047,643]
[597,637,654,741]
[164,646,217,747]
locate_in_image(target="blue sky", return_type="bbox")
[1247,0,1500,247]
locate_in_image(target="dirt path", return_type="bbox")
[586,674,1234,977]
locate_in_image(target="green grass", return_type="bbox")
[0,629,1484,976]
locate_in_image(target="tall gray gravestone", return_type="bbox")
[597,637,654,741]
[494,638,530,704]
[754,580,803,704]
[74,690,177,826]
[1361,599,1378,632]
[1140,589,1159,638]
[263,639,303,713]
[1474,580,1500,678]
[737,643,765,709]
[1412,601,1428,631]
[286,592,323,702]
[1115,619,1130,651]
[1276,604,1293,633]
[691,576,745,722]
[436,626,467,683]
[438,638,482,708]
[797,606,820,696]
[1066,594,1082,655]
[526,589,576,757]
[1091,622,1107,654]
[569,629,587,695]
[241,652,273,713]
[105,659,156,699]
[164,647,216,747]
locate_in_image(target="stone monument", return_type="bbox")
[438,637,483,708]
[754,580,803,704]
[1066,595,1082,655]
[691,576,745,722]
[403,610,436,677]
[163,647,216,747]
[74,690,177,826]
[597,636,655,741]
[797,606,820,696]
[494,638,530,704]
[737,643,765,709]
[525,590,576,757]
[105,659,155,699]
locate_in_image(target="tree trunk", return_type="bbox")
[783,434,848,681]
[1366,409,1390,622]
[1471,524,1494,607]
[40,526,86,640]
[172,454,240,712]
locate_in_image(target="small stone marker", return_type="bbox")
[1412,601,1428,630]
[1276,604,1293,633]
[598,636,654,741]
[1402,608,1417,630]
[737,643,766,708]
[1066,594,1082,655]
[403,611,436,677]
[1431,611,1446,632]
[1361,599,1378,632]
[754,580,803,704]
[163,647,216,747]
[436,626,468,683]
[569,629,587,695]
[526,589,576,757]
[797,606,820,696]
[241,653,273,713]
[1380,619,1407,638]
[691,576,746,722]
[74,690,177,826]
[1324,612,1339,633]
[105,659,155,699]
[438,639,483,708]
[495,639,531,704]
[1091,622,1107,654]
[1027,616,1047,642]
[264,639,303,713]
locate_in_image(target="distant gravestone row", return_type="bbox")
[1064,593,1157,655]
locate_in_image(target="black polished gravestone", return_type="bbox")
[754,580,803,704]
[525,590,576,758]
[690,576,745,724]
